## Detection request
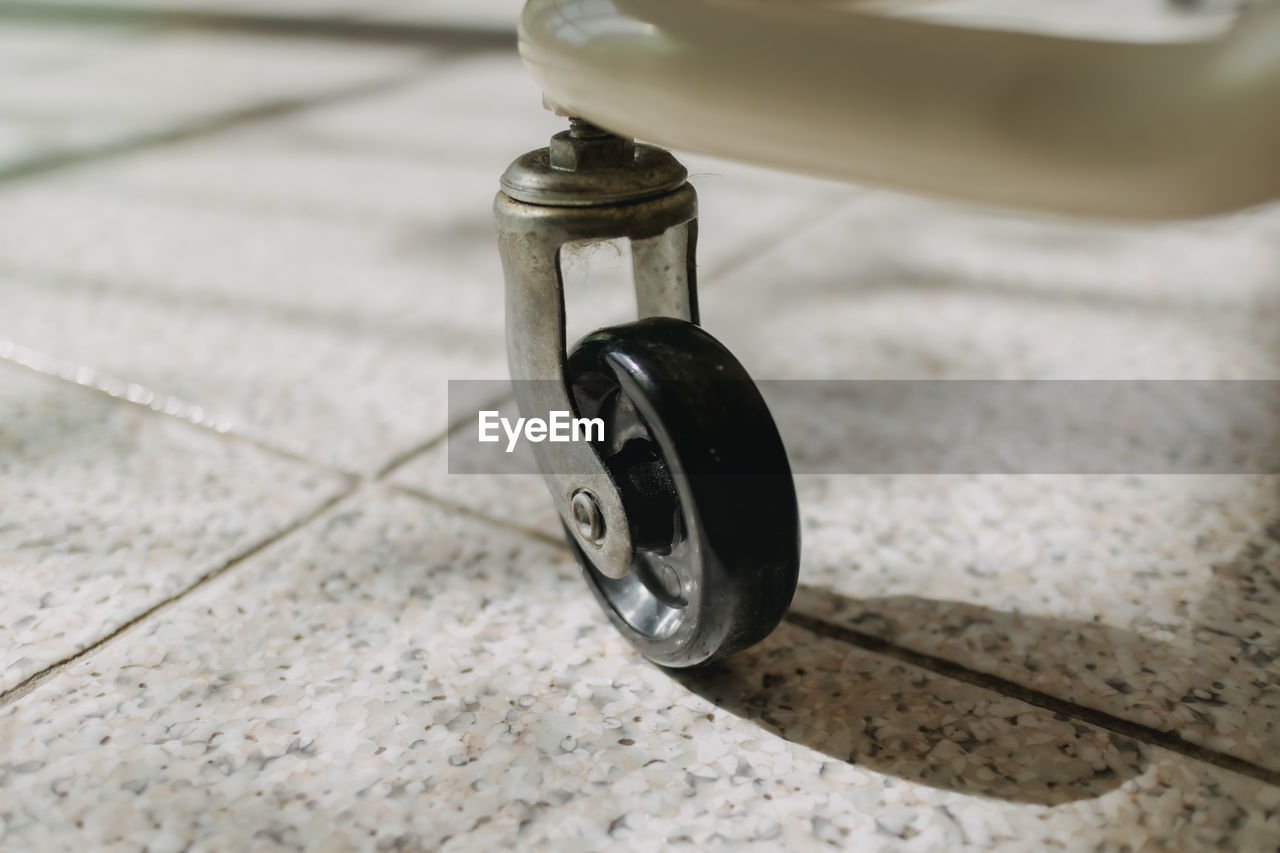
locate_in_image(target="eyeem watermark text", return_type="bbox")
[453,379,1280,474]
[478,410,604,453]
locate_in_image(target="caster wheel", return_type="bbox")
[565,316,800,668]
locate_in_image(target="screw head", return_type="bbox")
[570,489,606,546]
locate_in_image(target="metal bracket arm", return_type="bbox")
[495,185,698,579]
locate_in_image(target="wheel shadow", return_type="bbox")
[675,521,1279,804]
[782,472,1280,761]
[672,610,1148,806]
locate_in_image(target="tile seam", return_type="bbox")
[784,610,1280,787]
[0,483,359,711]
[697,192,867,287]
[0,64,434,186]
[0,2,516,49]
[0,347,359,479]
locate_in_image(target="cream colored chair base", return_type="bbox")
[519,0,1280,220]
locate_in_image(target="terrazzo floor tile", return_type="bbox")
[12,0,1222,37]
[791,475,1280,767]
[0,55,546,473]
[699,194,1280,383]
[359,0,524,29]
[0,273,502,476]
[387,394,559,537]
[0,21,139,76]
[694,193,1280,770]
[0,145,517,339]
[0,27,430,174]
[7,0,524,29]
[2,489,1278,851]
[0,364,350,694]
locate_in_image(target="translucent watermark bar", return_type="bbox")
[447,380,1280,475]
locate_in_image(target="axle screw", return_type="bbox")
[570,489,607,545]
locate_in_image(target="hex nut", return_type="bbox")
[549,129,636,172]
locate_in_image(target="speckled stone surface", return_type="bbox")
[791,475,1280,767]
[3,492,1279,852]
[696,194,1280,769]
[0,268,503,475]
[701,193,1280,383]
[0,27,427,174]
[0,365,349,693]
[389,432,559,543]
[21,0,525,29]
[4,7,1280,849]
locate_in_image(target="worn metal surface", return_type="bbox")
[499,140,687,207]
[517,0,1280,219]
[495,125,698,578]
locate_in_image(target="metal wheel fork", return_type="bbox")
[494,119,699,579]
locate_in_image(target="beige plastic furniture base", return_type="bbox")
[518,0,1280,220]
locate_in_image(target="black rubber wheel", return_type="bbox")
[565,316,800,668]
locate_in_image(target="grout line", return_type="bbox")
[372,432,451,481]
[0,483,358,711]
[1,340,234,432]
[0,340,514,490]
[383,482,566,549]
[373,389,515,481]
[784,609,1280,787]
[0,2,516,50]
[698,192,863,288]
[0,66,431,186]
[0,342,502,484]
[0,344,359,480]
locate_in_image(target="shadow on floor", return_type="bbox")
[781,500,1280,759]
[673,612,1147,806]
[671,523,1280,802]
[672,510,1279,801]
